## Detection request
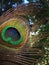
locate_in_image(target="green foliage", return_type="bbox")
[41,0,49,16]
[35,0,49,20]
[34,22,49,50]
[39,22,49,33]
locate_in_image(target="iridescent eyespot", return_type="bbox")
[0,17,29,51]
[1,26,23,45]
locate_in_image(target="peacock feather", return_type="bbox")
[0,2,48,65]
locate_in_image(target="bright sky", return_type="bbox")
[24,0,29,3]
[24,0,36,3]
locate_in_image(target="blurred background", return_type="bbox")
[0,0,39,16]
[0,0,49,19]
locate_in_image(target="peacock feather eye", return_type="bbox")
[1,26,23,45]
[0,17,29,50]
